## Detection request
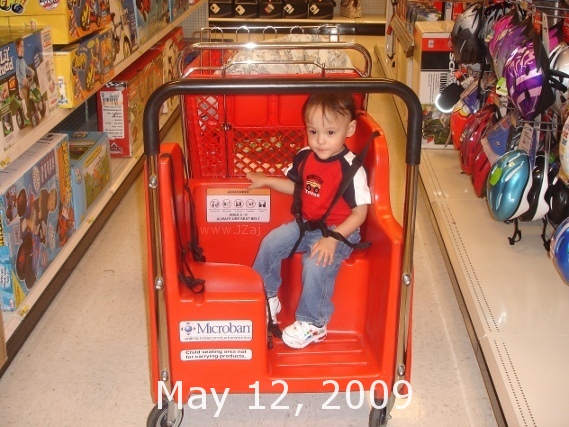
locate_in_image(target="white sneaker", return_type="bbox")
[268,296,281,324]
[282,321,327,349]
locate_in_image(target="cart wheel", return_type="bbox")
[147,401,184,427]
[368,399,389,427]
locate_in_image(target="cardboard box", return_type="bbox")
[97,49,162,157]
[0,27,59,154]
[0,0,109,45]
[234,0,258,18]
[283,0,307,18]
[259,1,283,18]
[163,0,189,23]
[0,133,73,311]
[105,0,140,67]
[54,29,110,109]
[134,0,164,46]
[412,21,456,148]
[64,131,111,226]
[150,27,183,130]
[308,0,333,19]
[209,0,234,18]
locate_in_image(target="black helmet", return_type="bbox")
[451,4,485,64]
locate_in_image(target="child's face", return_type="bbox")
[16,42,24,57]
[305,106,356,160]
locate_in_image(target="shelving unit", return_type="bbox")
[209,0,386,34]
[376,41,569,427]
[0,0,208,374]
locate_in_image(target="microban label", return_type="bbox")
[179,320,253,342]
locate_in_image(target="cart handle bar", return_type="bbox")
[143,77,422,166]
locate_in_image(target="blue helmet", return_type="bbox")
[487,149,532,221]
[550,217,569,284]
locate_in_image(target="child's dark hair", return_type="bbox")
[303,93,357,122]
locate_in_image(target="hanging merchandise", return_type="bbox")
[450,78,487,149]
[492,17,535,80]
[546,169,569,228]
[549,216,569,284]
[549,43,569,119]
[487,6,523,57]
[520,151,551,221]
[479,1,512,52]
[451,3,485,64]
[481,112,521,164]
[487,149,533,221]
[340,0,362,18]
[459,105,497,175]
[503,34,556,121]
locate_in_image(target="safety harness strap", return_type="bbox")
[288,130,379,258]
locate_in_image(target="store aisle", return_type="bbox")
[0,37,498,426]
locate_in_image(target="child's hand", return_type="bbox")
[310,237,338,266]
[246,172,266,189]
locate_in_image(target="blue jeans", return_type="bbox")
[253,220,361,325]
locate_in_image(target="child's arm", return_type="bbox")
[310,204,368,267]
[246,172,295,195]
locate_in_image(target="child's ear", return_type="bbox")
[346,119,357,137]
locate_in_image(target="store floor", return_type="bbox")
[0,37,498,426]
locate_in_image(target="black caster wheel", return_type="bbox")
[369,399,389,427]
[147,401,184,427]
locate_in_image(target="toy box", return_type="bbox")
[209,0,234,18]
[0,0,109,45]
[259,1,283,18]
[308,0,333,19]
[105,0,139,68]
[412,20,456,148]
[54,29,110,109]
[64,131,111,226]
[234,0,258,18]
[0,132,73,311]
[134,0,164,46]
[150,27,183,130]
[97,49,162,157]
[162,0,189,23]
[0,27,59,154]
[283,0,307,18]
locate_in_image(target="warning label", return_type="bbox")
[206,188,270,223]
[181,349,253,361]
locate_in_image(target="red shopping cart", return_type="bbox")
[143,40,422,427]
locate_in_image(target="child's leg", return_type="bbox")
[252,220,300,297]
[295,229,361,326]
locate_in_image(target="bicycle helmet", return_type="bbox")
[481,112,517,164]
[451,4,485,64]
[549,43,569,118]
[472,141,492,198]
[520,152,550,221]
[487,149,532,221]
[460,106,496,175]
[487,7,522,56]
[480,2,511,48]
[546,21,564,54]
[548,171,569,228]
[503,34,556,120]
[550,216,569,284]
[493,18,534,80]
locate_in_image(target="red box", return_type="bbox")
[97,49,163,157]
